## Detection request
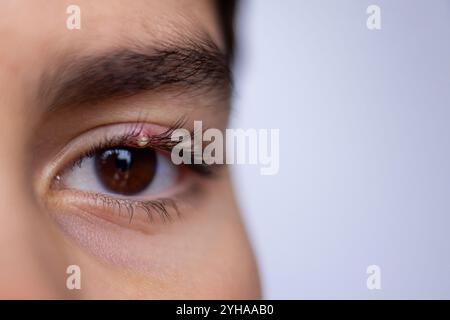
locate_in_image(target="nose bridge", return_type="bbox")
[0,73,68,298]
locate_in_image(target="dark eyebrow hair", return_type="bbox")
[40,38,232,112]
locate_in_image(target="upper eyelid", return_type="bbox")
[39,122,176,192]
[66,121,224,178]
[81,118,189,157]
[40,120,225,197]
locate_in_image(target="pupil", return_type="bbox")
[115,149,133,172]
[95,147,157,195]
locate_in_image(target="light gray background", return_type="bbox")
[231,0,450,299]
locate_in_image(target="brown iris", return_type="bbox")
[94,147,157,195]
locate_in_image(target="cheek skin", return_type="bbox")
[186,215,261,299]
[49,177,260,299]
[180,176,261,299]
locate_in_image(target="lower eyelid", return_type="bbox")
[47,189,180,233]
[49,208,182,275]
[46,179,204,233]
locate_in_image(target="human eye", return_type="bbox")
[44,121,220,233]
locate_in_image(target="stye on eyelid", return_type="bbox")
[137,136,150,148]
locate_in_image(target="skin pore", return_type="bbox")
[0,0,260,299]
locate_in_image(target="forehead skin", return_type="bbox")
[0,0,224,115]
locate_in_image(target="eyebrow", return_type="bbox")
[40,38,232,112]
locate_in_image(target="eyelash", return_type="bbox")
[73,190,182,224]
[70,120,217,175]
[54,120,223,224]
